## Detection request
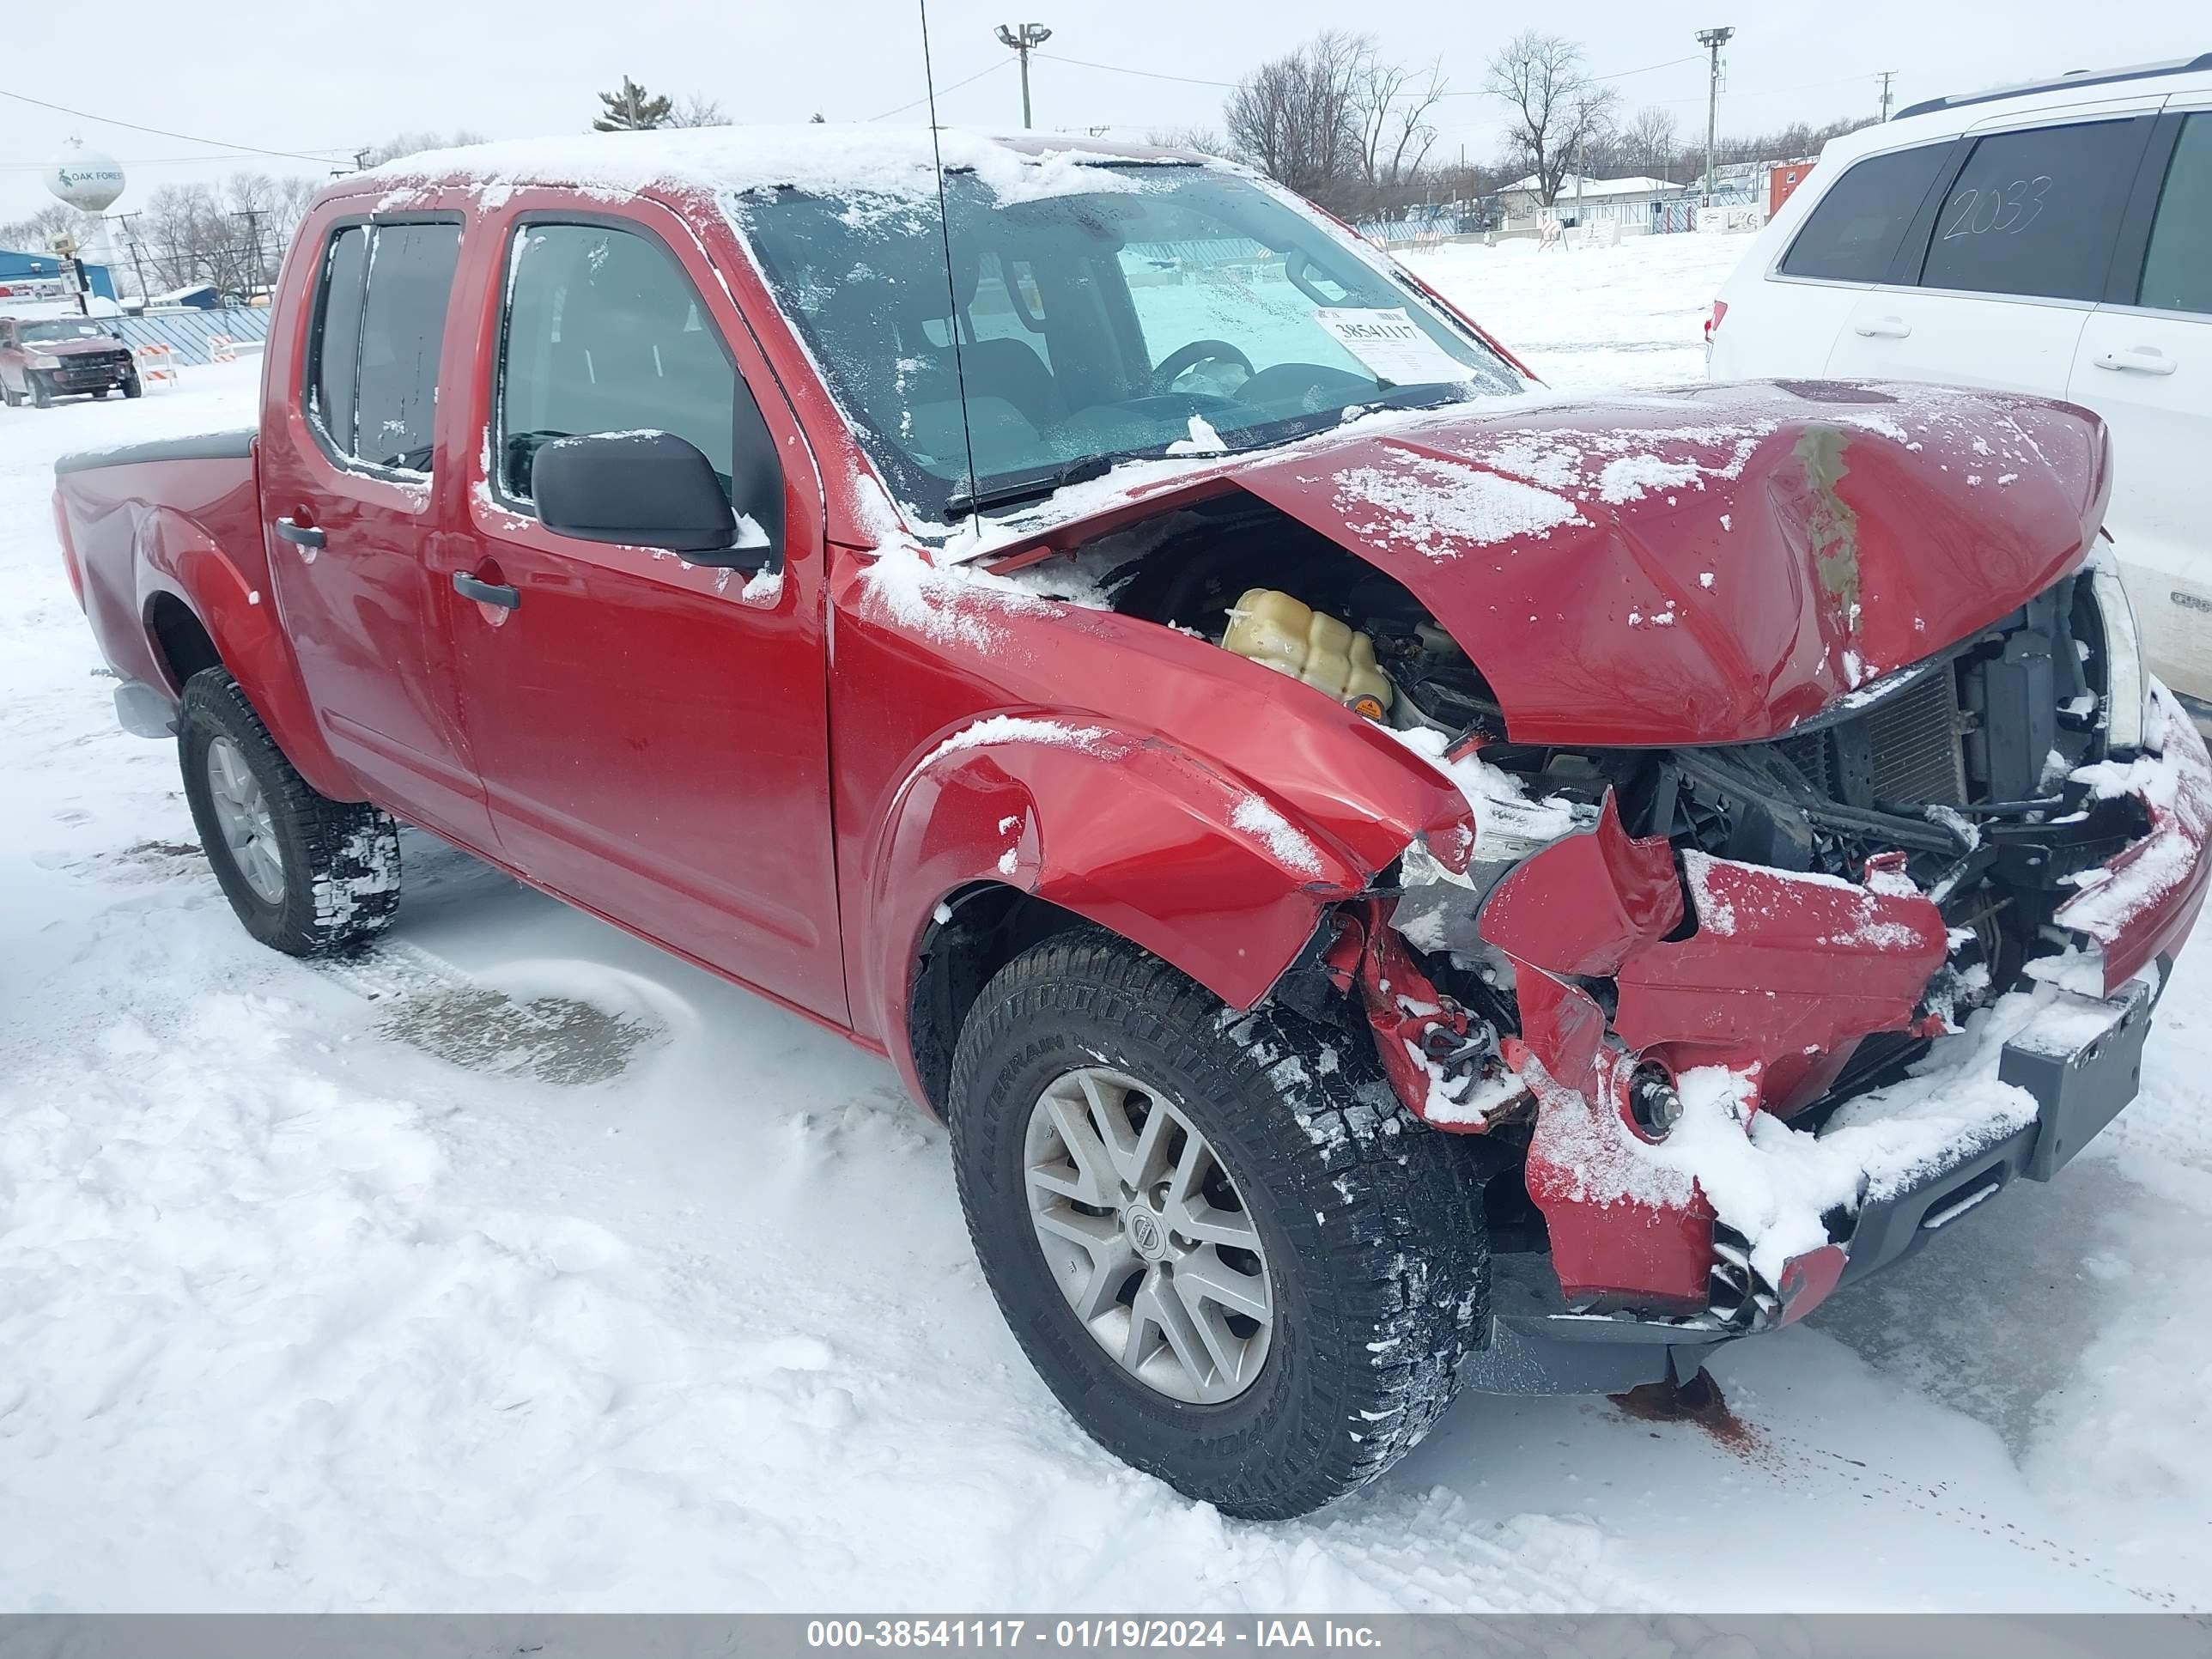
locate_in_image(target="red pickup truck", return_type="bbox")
[50,129,2212,1519]
[1,309,141,406]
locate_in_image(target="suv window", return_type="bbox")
[1780,143,1953,282]
[2138,113,2212,315]
[306,221,460,472]
[495,221,778,539]
[1918,120,2144,301]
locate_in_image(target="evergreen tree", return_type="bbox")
[593,77,675,132]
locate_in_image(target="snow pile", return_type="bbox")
[1386,726,1588,859]
[2057,685,2211,954]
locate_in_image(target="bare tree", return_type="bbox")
[1352,56,1447,195]
[668,94,731,129]
[357,130,487,167]
[1620,106,1680,182]
[1224,31,1366,205]
[1145,125,1227,157]
[0,200,94,256]
[1486,33,1620,206]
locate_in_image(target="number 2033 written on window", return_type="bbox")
[1312,307,1475,387]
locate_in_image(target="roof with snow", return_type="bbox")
[1499,173,1681,198]
[357,125,1210,205]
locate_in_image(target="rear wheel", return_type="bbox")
[177,667,401,955]
[948,928,1490,1518]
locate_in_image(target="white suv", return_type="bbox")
[1706,56,2212,702]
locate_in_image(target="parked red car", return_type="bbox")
[50,130,2211,1518]
[2,309,140,406]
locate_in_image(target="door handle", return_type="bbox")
[453,569,520,610]
[2094,347,2177,376]
[1853,317,1911,339]
[274,516,325,549]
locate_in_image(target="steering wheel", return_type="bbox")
[1151,338,1255,396]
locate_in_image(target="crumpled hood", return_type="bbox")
[1228,380,2110,746]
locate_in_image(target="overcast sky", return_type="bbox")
[2,0,2201,222]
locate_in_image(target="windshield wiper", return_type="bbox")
[944,453,1118,517]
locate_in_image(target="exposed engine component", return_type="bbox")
[1221,587,1395,720]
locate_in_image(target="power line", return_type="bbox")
[869,57,1012,120]
[0,84,349,165]
[1030,50,1235,89]
[1029,47,1710,100]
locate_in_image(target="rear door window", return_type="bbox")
[1780,143,1954,282]
[2136,113,2212,315]
[1917,120,2147,301]
[305,220,461,473]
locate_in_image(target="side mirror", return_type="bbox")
[532,430,772,572]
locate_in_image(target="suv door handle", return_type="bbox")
[453,569,520,610]
[1853,316,1911,339]
[274,516,325,549]
[2094,347,2178,376]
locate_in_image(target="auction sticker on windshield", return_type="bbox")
[1312,307,1474,387]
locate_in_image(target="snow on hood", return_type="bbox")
[362,125,1194,211]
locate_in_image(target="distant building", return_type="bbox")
[1492,173,1685,227]
[0,246,118,305]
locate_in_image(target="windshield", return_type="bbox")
[730,163,1523,520]
[19,319,117,344]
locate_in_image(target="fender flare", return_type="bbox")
[857,718,1376,1107]
[135,505,357,799]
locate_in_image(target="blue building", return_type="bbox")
[0,246,118,303]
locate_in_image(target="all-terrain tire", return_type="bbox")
[176,666,401,955]
[948,927,1490,1519]
[123,373,143,399]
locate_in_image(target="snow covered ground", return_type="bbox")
[4,234,2211,1614]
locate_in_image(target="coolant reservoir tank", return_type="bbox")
[1223,587,1395,714]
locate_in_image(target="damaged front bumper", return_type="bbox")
[1469,959,2164,1396]
[1436,687,2212,1396]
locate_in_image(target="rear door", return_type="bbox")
[1826,112,2158,396]
[260,210,493,846]
[2069,105,2212,698]
[1710,138,1956,381]
[442,202,847,1023]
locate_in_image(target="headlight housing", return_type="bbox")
[26,352,63,372]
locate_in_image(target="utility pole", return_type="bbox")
[231,209,266,301]
[1878,70,1896,122]
[1697,26,1735,208]
[994,22,1052,129]
[110,211,149,304]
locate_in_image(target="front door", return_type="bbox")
[1826,114,2157,397]
[444,204,846,1023]
[2068,109,2212,699]
[260,214,494,846]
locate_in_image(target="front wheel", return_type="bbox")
[177,667,402,955]
[122,373,143,399]
[949,929,1490,1519]
[29,374,52,409]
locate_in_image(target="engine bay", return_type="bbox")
[1008,494,2155,1130]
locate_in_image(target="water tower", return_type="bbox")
[46,139,127,295]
